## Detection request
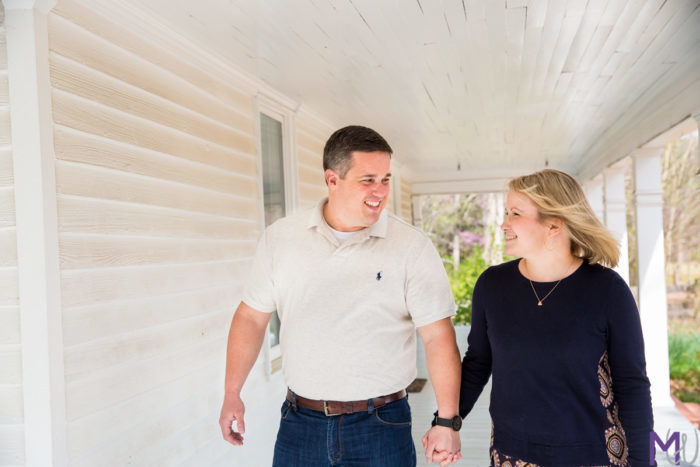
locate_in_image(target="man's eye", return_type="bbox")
[382,178,390,184]
[362,179,373,184]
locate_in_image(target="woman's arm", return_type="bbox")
[606,273,655,465]
[459,274,494,418]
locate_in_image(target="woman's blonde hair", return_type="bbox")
[508,169,620,267]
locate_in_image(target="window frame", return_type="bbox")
[254,97,297,375]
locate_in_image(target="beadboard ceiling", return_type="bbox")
[129,0,700,188]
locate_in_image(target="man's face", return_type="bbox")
[325,151,391,231]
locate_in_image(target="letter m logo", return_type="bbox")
[650,431,680,465]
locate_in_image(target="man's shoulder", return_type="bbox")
[266,205,315,233]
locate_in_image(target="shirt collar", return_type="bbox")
[308,198,388,240]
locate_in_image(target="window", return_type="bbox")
[260,113,286,228]
[258,109,295,352]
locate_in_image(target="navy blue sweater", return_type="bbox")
[459,259,654,466]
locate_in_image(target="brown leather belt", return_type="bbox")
[286,389,407,416]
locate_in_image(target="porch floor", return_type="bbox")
[409,379,700,466]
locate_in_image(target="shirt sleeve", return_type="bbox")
[405,237,457,328]
[459,271,493,419]
[240,229,276,314]
[605,272,655,465]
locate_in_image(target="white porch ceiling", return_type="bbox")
[131,0,700,188]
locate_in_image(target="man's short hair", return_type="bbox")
[323,125,393,179]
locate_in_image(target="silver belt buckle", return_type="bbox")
[323,401,340,416]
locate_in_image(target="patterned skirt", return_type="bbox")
[490,447,609,467]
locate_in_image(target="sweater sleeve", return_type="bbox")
[606,273,655,465]
[459,272,493,419]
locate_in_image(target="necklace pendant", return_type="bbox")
[537,301,542,306]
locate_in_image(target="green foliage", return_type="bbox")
[669,332,700,403]
[446,247,488,325]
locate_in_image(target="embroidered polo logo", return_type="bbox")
[376,272,382,281]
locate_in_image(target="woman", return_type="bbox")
[460,169,654,466]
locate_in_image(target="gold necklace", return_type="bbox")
[528,279,562,306]
[524,258,577,306]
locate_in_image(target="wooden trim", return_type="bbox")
[4,2,67,465]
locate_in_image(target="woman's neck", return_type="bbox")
[519,254,582,282]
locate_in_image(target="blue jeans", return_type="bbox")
[272,393,416,466]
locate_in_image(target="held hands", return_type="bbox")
[219,392,246,445]
[422,425,462,465]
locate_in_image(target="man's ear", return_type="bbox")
[325,169,338,188]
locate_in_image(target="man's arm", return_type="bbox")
[418,317,462,465]
[218,301,272,445]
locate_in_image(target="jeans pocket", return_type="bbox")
[374,398,412,427]
[280,401,293,421]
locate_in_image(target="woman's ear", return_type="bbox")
[548,218,565,237]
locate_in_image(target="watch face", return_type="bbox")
[452,416,462,431]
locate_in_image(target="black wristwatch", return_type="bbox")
[432,413,462,432]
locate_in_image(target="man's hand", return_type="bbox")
[219,392,246,445]
[422,426,462,466]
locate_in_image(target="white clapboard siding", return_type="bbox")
[0,188,15,229]
[0,386,22,425]
[0,229,16,268]
[60,260,249,309]
[0,271,18,309]
[0,110,9,147]
[53,127,255,195]
[62,307,231,380]
[55,160,258,218]
[49,53,253,151]
[299,182,329,205]
[0,345,21,386]
[51,0,254,118]
[52,90,256,172]
[47,0,262,463]
[131,406,226,467]
[67,360,224,464]
[59,233,256,270]
[65,334,226,423]
[400,178,413,223]
[57,196,259,240]
[298,164,322,188]
[296,119,329,208]
[48,10,254,131]
[62,284,239,347]
[0,73,7,106]
[0,425,24,466]
[0,149,11,187]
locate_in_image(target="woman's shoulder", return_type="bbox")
[477,258,520,283]
[578,261,625,283]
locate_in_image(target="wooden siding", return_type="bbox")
[48,0,263,463]
[295,117,329,208]
[399,177,413,223]
[0,23,25,467]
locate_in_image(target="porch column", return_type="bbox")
[633,147,672,407]
[4,1,66,465]
[583,173,604,222]
[603,159,630,283]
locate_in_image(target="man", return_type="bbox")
[219,125,462,465]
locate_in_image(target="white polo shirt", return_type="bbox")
[242,199,456,400]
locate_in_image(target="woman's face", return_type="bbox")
[501,190,551,258]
